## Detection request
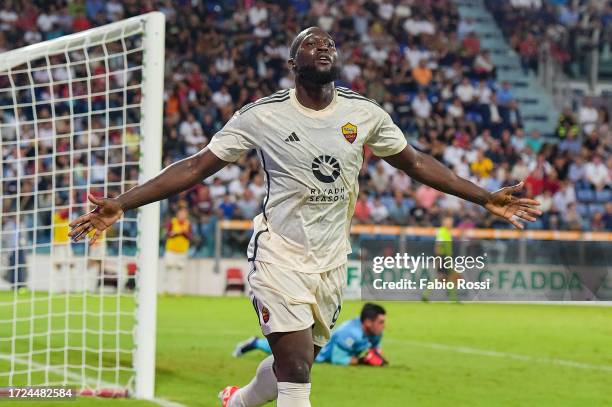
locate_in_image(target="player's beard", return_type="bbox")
[296,63,341,85]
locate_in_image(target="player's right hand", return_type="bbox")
[358,349,388,367]
[69,194,124,245]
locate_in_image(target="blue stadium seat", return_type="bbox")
[577,203,590,217]
[576,189,594,202]
[380,196,394,208]
[403,198,415,209]
[526,219,543,230]
[589,204,605,215]
[594,189,611,203]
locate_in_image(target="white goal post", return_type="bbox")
[0,12,164,399]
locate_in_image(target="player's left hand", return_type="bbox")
[359,349,388,367]
[484,181,542,229]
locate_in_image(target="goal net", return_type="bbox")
[0,12,164,398]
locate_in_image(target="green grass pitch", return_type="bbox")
[2,294,611,406]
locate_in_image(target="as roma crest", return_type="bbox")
[261,306,270,323]
[341,122,358,144]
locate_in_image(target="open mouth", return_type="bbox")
[317,55,331,64]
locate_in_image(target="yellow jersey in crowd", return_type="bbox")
[165,217,192,254]
[52,210,70,244]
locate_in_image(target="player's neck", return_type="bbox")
[294,80,335,111]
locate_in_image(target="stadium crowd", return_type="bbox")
[0,0,611,257]
[485,0,612,77]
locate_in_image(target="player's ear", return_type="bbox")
[287,58,296,72]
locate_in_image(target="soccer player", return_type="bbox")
[234,303,388,367]
[68,27,541,407]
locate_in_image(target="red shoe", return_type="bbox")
[218,386,239,407]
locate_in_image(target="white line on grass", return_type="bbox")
[388,339,612,373]
[0,353,187,406]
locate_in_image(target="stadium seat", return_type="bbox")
[525,218,544,230]
[403,198,416,210]
[588,204,605,215]
[380,196,394,208]
[594,189,611,203]
[225,268,245,294]
[577,203,590,217]
[576,189,594,202]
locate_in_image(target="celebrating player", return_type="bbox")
[234,303,388,367]
[68,26,541,407]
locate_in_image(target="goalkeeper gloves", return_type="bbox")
[358,349,388,367]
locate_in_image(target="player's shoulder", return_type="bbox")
[237,89,291,115]
[337,317,361,333]
[336,86,382,111]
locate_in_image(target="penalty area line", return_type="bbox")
[0,353,187,406]
[387,339,612,373]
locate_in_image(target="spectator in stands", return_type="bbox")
[579,99,599,135]
[496,81,514,106]
[412,59,433,87]
[455,77,476,107]
[179,113,207,156]
[584,155,611,191]
[218,194,237,220]
[485,93,505,134]
[461,31,480,58]
[369,161,391,195]
[354,192,371,224]
[525,130,543,154]
[519,33,538,75]
[388,190,411,225]
[473,50,496,80]
[552,180,576,214]
[1,215,27,292]
[370,197,390,224]
[501,100,523,131]
[558,130,582,155]
[555,107,578,139]
[163,206,192,295]
[411,91,432,128]
[603,203,612,231]
[563,202,584,230]
[236,189,260,221]
[415,184,441,210]
[471,149,494,179]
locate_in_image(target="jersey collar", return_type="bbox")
[289,87,338,118]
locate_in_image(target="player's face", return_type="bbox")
[292,29,340,85]
[365,314,386,336]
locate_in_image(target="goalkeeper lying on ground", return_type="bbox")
[234,303,388,366]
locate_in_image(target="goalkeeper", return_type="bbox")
[234,303,388,367]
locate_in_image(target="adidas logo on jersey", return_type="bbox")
[284,132,300,142]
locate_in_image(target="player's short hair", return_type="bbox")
[290,28,312,60]
[360,303,386,322]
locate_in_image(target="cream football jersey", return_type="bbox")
[207,87,407,272]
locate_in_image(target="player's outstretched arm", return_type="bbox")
[383,145,541,229]
[69,148,227,243]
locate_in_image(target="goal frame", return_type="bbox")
[0,12,165,400]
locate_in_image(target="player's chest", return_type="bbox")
[258,114,373,165]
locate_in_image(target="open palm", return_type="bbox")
[484,181,542,229]
[68,194,124,244]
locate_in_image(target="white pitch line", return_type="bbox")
[150,397,188,407]
[0,353,187,406]
[388,339,612,373]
